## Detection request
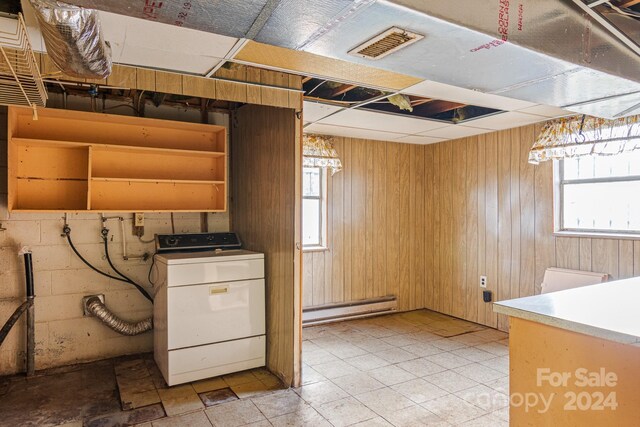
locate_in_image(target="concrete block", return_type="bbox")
[0,220,41,247]
[30,245,71,271]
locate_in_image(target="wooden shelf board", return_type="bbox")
[91,177,225,185]
[11,209,226,213]
[12,138,226,158]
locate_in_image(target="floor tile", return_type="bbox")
[294,380,349,406]
[325,343,369,359]
[354,387,414,417]
[223,371,259,387]
[430,339,468,351]
[375,347,418,364]
[474,342,509,357]
[312,360,360,379]
[424,370,479,393]
[205,399,266,427]
[85,404,166,427]
[350,416,393,426]
[421,394,486,425]
[151,411,212,427]
[459,412,508,426]
[353,338,395,353]
[397,358,447,377]
[300,364,326,385]
[192,377,228,394]
[381,334,419,347]
[158,385,204,417]
[384,404,451,427]
[456,384,509,412]
[269,404,330,427]
[199,388,239,407]
[303,349,341,366]
[478,356,509,374]
[344,354,390,371]
[453,363,506,384]
[401,342,445,357]
[390,378,449,403]
[316,396,378,427]
[231,380,281,399]
[331,372,385,396]
[251,390,306,419]
[425,352,473,370]
[367,365,417,386]
[450,347,497,363]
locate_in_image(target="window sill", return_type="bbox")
[554,230,640,241]
[303,246,329,253]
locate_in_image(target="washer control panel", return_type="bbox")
[155,232,242,252]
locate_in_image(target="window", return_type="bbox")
[302,166,327,248]
[557,151,640,235]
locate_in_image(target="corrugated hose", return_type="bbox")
[85,297,152,336]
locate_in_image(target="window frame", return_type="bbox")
[554,158,640,239]
[302,166,329,251]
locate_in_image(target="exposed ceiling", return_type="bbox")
[13,0,638,144]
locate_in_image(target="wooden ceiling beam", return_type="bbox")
[408,96,432,106]
[302,76,313,84]
[328,84,358,98]
[617,0,640,6]
[415,100,466,116]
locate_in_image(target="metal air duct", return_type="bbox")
[62,0,640,118]
[29,0,112,79]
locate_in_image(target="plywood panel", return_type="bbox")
[351,138,366,302]
[451,139,466,319]
[331,138,345,304]
[232,105,299,387]
[619,240,634,279]
[496,129,511,331]
[398,143,411,311]
[312,251,325,306]
[592,239,619,278]
[107,64,137,88]
[182,75,216,99]
[519,127,536,298]
[465,138,479,322]
[373,140,387,299]
[424,145,435,310]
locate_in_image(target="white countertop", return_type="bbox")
[493,277,640,345]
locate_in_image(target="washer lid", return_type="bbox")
[155,249,264,265]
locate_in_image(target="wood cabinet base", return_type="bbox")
[509,317,640,426]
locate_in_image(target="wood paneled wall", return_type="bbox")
[232,104,301,386]
[304,125,640,331]
[302,137,426,312]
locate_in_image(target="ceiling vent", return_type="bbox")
[348,27,423,60]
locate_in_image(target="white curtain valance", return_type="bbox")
[528,115,640,165]
[303,134,343,175]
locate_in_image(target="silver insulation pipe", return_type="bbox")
[29,0,112,79]
[85,297,152,336]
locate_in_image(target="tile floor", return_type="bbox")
[0,309,510,426]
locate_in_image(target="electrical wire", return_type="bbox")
[103,237,153,302]
[148,254,158,286]
[137,234,155,244]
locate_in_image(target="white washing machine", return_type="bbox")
[154,247,265,386]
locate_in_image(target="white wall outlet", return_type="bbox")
[480,275,487,288]
[134,213,145,227]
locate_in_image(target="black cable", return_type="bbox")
[65,229,131,283]
[64,226,152,302]
[148,254,157,286]
[103,237,153,302]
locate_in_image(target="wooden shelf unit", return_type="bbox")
[8,107,228,212]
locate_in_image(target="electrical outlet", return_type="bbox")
[480,275,487,288]
[134,213,144,227]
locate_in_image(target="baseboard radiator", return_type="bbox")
[302,296,397,327]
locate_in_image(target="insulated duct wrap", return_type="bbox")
[30,0,112,79]
[86,297,152,336]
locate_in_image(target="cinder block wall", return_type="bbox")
[0,99,230,375]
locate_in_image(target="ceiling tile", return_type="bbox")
[320,108,447,134]
[462,111,549,130]
[419,125,492,139]
[516,104,573,118]
[394,135,446,145]
[303,101,343,123]
[403,80,536,111]
[304,123,406,142]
